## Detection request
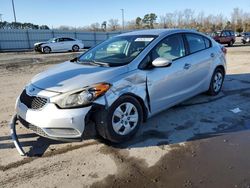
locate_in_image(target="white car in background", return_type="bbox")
[34,37,84,53]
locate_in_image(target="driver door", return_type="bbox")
[145,34,194,114]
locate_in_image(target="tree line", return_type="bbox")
[0,8,249,33]
[0,21,50,30]
[81,8,250,33]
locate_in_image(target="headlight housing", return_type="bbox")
[52,83,111,108]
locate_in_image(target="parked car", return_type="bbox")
[34,37,84,53]
[212,30,236,46]
[234,32,242,37]
[12,29,227,153]
[241,32,250,44]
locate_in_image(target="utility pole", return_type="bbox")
[0,14,3,22]
[121,9,124,31]
[12,0,17,22]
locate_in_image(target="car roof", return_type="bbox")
[119,29,198,37]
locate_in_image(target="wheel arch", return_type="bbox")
[215,65,225,75]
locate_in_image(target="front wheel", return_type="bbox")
[43,46,51,54]
[95,96,143,143]
[207,68,225,96]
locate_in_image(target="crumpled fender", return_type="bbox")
[94,70,150,114]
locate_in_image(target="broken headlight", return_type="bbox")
[52,83,111,108]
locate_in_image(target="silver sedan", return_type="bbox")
[13,29,226,152]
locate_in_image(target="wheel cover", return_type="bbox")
[213,72,223,92]
[73,46,79,51]
[112,102,139,136]
[44,47,50,53]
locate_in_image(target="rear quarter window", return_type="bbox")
[204,37,212,48]
[186,33,207,54]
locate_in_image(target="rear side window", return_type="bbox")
[204,37,211,48]
[186,34,211,54]
[64,38,74,41]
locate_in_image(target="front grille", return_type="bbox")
[20,90,48,110]
[19,116,48,138]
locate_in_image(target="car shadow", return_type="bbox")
[1,73,250,156]
[104,73,250,149]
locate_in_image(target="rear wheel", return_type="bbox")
[207,68,225,96]
[72,45,79,52]
[95,96,143,143]
[43,46,51,54]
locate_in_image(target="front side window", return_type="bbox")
[78,35,156,66]
[186,34,206,53]
[152,34,185,61]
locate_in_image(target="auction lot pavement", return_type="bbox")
[1,44,250,188]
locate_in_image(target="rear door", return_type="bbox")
[184,33,214,93]
[220,31,227,43]
[63,38,75,50]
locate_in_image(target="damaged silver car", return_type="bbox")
[11,29,227,155]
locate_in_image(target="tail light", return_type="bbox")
[221,46,227,55]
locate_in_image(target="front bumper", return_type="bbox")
[16,98,92,140]
[34,45,42,52]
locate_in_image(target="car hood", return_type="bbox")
[34,42,48,46]
[31,61,128,93]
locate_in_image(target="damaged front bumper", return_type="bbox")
[9,115,26,156]
[11,97,93,156]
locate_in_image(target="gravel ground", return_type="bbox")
[0,43,250,188]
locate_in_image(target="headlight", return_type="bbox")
[52,83,111,108]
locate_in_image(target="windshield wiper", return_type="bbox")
[70,57,79,62]
[78,59,109,67]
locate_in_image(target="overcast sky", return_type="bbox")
[0,0,249,27]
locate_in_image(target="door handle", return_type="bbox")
[210,53,215,58]
[184,63,191,70]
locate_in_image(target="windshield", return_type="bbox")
[48,38,56,42]
[78,35,156,66]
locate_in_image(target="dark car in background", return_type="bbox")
[241,32,250,44]
[212,30,236,46]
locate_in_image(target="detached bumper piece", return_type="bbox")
[9,115,26,156]
[10,114,84,156]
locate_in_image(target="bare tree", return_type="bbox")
[108,19,119,31]
[90,22,100,31]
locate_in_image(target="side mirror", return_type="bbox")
[152,57,172,67]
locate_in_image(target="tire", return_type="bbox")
[207,68,225,96]
[43,46,51,54]
[72,45,79,52]
[228,40,233,47]
[95,95,143,143]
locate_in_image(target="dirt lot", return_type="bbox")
[1,43,250,188]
